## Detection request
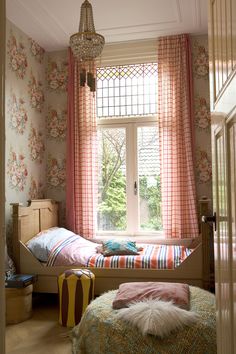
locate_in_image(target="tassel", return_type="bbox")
[87,71,96,92]
[80,68,86,86]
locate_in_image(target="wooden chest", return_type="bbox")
[5,284,33,324]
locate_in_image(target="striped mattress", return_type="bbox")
[46,234,192,269]
[86,245,192,269]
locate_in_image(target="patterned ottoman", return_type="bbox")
[58,269,95,327]
[72,286,216,354]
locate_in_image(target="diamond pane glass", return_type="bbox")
[97,63,157,118]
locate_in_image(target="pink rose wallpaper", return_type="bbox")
[46,58,68,91]
[7,31,28,79]
[29,38,45,64]
[28,71,45,112]
[8,91,28,134]
[28,125,45,163]
[7,148,28,192]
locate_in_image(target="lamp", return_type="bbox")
[70,0,105,91]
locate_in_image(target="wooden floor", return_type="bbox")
[6,294,72,354]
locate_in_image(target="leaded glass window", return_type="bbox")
[96,63,157,118]
[97,62,162,235]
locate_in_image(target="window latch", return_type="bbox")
[134,181,137,195]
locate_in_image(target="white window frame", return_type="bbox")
[97,115,162,238]
[95,40,163,239]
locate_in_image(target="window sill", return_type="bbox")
[94,233,198,247]
[94,233,163,244]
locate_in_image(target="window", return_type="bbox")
[97,63,162,235]
[97,63,158,118]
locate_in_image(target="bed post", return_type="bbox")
[11,203,22,273]
[198,198,212,290]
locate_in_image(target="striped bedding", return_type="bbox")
[47,234,192,269]
[86,245,192,269]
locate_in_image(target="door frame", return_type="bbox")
[0,0,6,352]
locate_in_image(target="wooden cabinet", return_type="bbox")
[208,0,236,352]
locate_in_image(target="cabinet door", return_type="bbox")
[208,0,236,352]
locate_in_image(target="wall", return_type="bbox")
[5,22,212,253]
[5,20,46,251]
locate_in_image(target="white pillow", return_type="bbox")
[116,299,198,338]
[26,227,76,262]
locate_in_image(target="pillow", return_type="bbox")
[96,245,103,253]
[96,244,143,254]
[26,227,75,262]
[116,299,198,338]
[100,239,140,256]
[112,282,190,310]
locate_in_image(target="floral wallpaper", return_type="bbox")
[47,107,67,140]
[47,155,66,189]
[7,30,28,79]
[29,38,45,64]
[191,35,212,212]
[5,20,46,253]
[7,148,28,192]
[29,176,44,200]
[8,90,28,134]
[46,57,68,91]
[45,50,68,225]
[28,125,45,163]
[6,21,68,254]
[5,22,212,254]
[193,43,209,78]
[28,71,45,112]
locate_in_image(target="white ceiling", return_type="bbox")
[6,0,208,52]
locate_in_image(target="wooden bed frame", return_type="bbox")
[11,199,211,295]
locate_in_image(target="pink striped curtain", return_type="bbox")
[66,49,97,238]
[157,34,199,239]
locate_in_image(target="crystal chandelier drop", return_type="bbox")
[70,0,105,91]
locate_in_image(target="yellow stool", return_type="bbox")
[58,269,95,327]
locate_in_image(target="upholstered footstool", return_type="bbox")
[58,269,95,327]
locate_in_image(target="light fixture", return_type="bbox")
[70,0,105,91]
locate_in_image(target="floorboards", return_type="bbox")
[6,293,72,354]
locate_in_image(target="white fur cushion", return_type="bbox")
[116,299,198,338]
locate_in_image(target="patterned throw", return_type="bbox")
[72,286,216,354]
[47,236,191,269]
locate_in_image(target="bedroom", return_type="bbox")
[0,0,235,353]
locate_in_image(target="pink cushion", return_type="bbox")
[112,282,190,310]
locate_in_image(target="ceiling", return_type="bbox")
[6,0,208,52]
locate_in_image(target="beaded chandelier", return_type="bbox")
[70,0,105,91]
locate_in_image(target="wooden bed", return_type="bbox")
[11,199,211,295]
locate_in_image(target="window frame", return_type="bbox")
[97,115,162,238]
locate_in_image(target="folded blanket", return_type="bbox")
[112,282,190,310]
